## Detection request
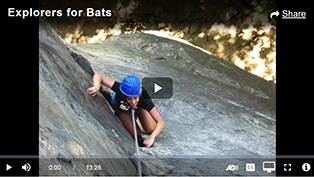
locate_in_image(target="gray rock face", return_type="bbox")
[39,20,137,176]
[39,19,275,176]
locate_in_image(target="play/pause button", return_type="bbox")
[6,164,12,171]
[143,77,173,99]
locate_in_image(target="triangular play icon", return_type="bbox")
[154,83,162,93]
[6,164,12,171]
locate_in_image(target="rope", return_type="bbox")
[131,108,142,177]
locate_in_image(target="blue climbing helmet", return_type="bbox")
[119,75,142,97]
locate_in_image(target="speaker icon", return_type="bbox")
[22,163,31,172]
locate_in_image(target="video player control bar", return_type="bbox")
[1,157,313,176]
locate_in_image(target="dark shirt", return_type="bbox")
[111,81,155,112]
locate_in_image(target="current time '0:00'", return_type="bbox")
[48,164,62,171]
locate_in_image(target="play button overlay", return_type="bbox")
[143,77,173,99]
[154,83,162,93]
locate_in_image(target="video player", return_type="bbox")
[2,0,313,176]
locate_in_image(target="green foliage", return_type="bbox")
[251,0,276,15]
[251,0,276,25]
